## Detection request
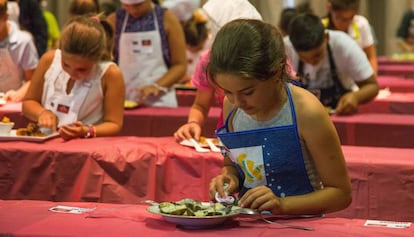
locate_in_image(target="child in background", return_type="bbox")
[173,0,262,142]
[22,15,125,140]
[180,8,210,85]
[39,0,60,50]
[209,19,352,215]
[0,0,38,102]
[285,13,378,115]
[322,0,378,76]
[69,0,100,17]
[108,0,187,107]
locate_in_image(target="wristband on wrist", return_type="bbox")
[84,125,96,138]
[152,83,169,93]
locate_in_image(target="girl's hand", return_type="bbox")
[209,174,239,201]
[37,109,58,132]
[58,121,85,140]
[238,186,282,214]
[174,121,202,142]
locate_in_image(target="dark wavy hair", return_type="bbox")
[208,19,288,84]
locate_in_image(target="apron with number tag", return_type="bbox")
[118,7,177,107]
[42,51,96,127]
[216,85,314,198]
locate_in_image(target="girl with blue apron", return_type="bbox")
[216,84,316,198]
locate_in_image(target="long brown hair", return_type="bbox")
[59,14,113,61]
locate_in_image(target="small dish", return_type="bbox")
[0,122,14,136]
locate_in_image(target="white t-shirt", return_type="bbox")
[346,15,374,49]
[284,30,373,91]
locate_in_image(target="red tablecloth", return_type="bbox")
[378,64,414,78]
[1,137,414,221]
[0,200,412,237]
[176,90,220,107]
[332,113,414,148]
[377,76,414,93]
[0,103,221,138]
[359,92,414,114]
[122,106,220,137]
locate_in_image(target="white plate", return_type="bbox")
[147,203,240,229]
[0,129,59,142]
[0,99,6,106]
[179,138,221,148]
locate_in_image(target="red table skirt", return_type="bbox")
[377,76,414,92]
[1,137,413,221]
[0,200,412,237]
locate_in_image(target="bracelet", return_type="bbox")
[151,83,169,93]
[84,125,96,138]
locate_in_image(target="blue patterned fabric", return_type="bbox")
[114,5,170,66]
[216,85,314,198]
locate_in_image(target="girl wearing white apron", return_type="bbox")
[118,1,182,107]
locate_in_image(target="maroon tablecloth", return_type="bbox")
[0,200,412,237]
[1,137,414,221]
[332,113,414,148]
[378,64,414,78]
[377,76,414,93]
[358,92,414,114]
[2,103,414,148]
[122,106,220,138]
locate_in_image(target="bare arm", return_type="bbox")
[22,50,56,127]
[156,10,187,88]
[94,64,125,136]
[174,88,214,141]
[363,44,378,76]
[279,87,352,214]
[336,74,379,115]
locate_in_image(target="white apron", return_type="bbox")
[0,46,22,92]
[43,69,92,127]
[118,8,177,107]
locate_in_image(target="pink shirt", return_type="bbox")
[191,50,224,128]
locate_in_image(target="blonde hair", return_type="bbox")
[59,14,113,61]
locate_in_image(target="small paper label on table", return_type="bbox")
[364,220,412,228]
[49,205,96,214]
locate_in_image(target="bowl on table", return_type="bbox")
[0,122,14,136]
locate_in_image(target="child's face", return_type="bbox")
[61,52,96,80]
[297,41,327,66]
[122,0,151,19]
[215,73,280,116]
[330,9,356,32]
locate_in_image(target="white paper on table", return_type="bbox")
[364,220,412,228]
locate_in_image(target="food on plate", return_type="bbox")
[1,116,11,123]
[199,136,220,146]
[158,198,230,217]
[124,100,139,109]
[16,123,47,137]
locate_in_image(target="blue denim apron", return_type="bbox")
[216,85,314,198]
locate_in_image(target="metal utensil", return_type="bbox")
[235,208,314,231]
